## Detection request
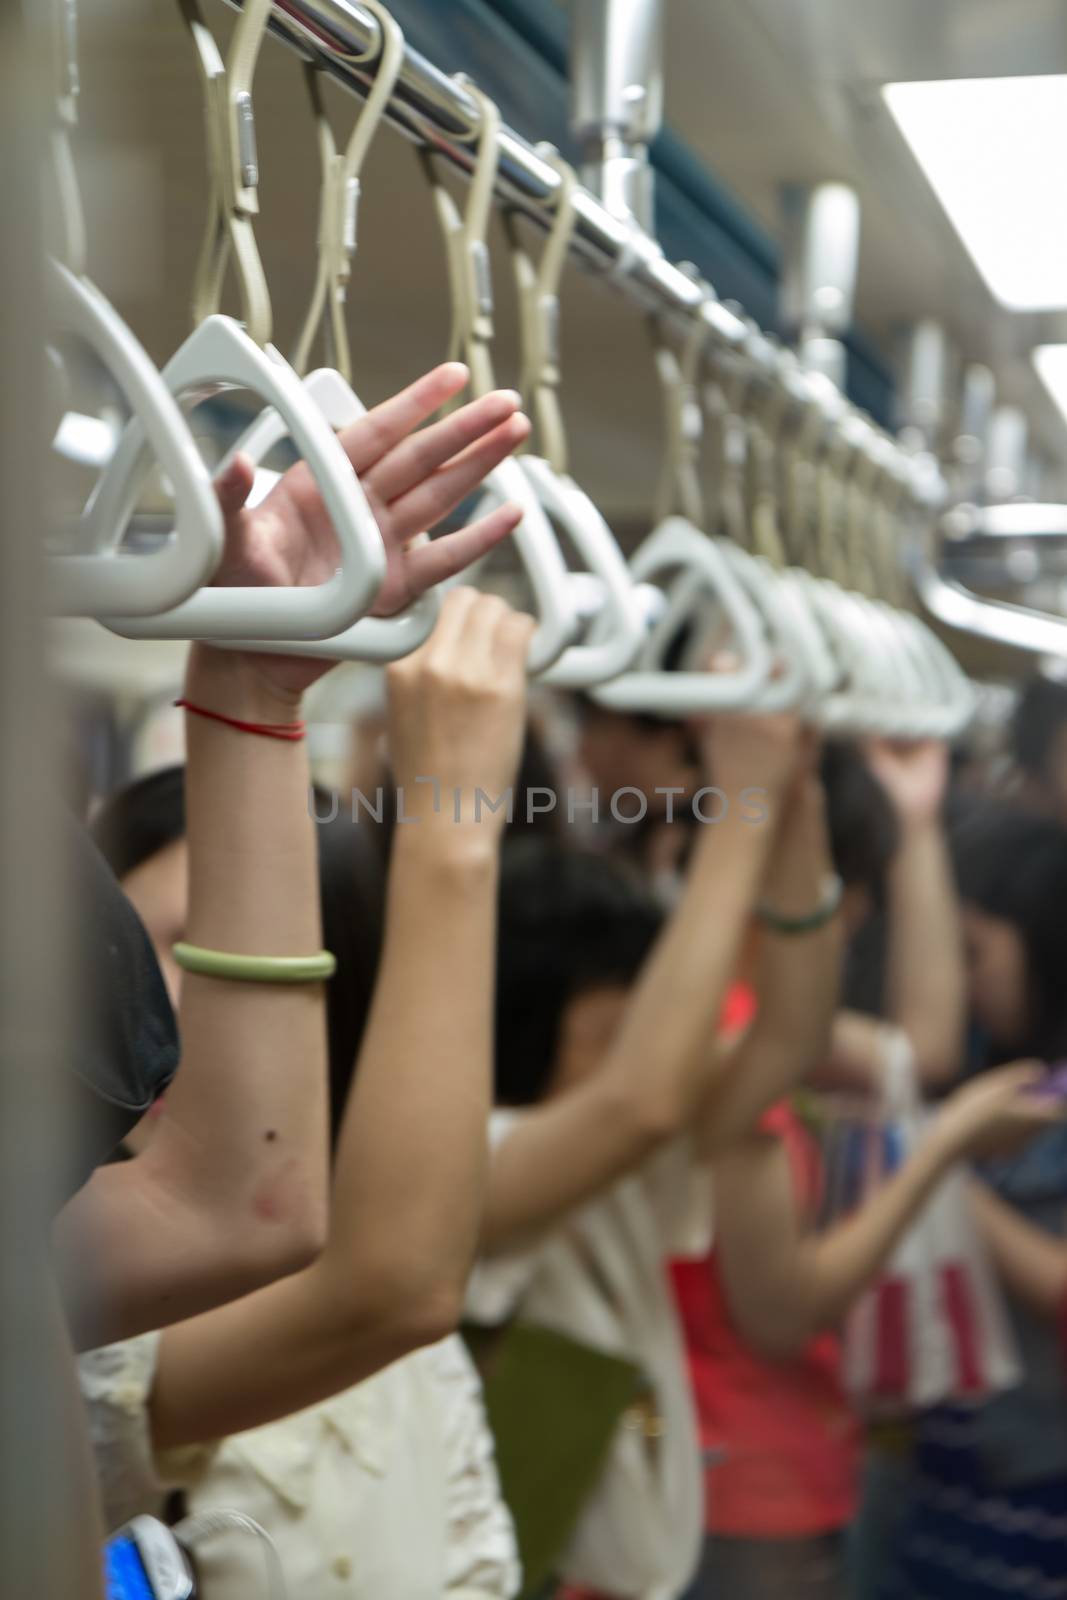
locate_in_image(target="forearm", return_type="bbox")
[970,1180,1067,1319]
[322,831,497,1325]
[480,807,778,1253]
[750,1133,958,1358]
[885,818,965,1085]
[611,805,778,1126]
[56,647,330,1348]
[700,781,842,1151]
[150,830,499,1446]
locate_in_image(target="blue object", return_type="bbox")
[105,1536,156,1600]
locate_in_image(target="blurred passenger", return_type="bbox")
[878,804,1067,1600]
[465,718,843,1600]
[1009,672,1067,823]
[674,740,1041,1600]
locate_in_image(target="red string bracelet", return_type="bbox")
[175,699,306,742]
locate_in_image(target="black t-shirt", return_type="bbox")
[65,818,179,1201]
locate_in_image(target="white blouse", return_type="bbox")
[466,1114,712,1600]
[79,1333,520,1600]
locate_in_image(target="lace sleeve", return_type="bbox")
[79,1333,212,1533]
[79,1333,171,1532]
[429,1335,522,1599]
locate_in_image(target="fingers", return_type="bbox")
[398,502,524,594]
[367,389,524,505]
[491,606,537,683]
[336,363,471,475]
[214,452,256,520]
[387,413,531,539]
[418,585,483,662]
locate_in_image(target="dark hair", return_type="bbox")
[820,742,899,901]
[92,765,386,1148]
[1011,675,1067,780]
[953,803,1067,1062]
[92,764,186,879]
[316,813,385,1145]
[494,839,663,1106]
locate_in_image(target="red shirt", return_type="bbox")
[671,1102,861,1538]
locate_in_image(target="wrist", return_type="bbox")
[391,820,502,877]
[897,809,942,837]
[186,644,304,724]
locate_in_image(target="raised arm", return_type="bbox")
[480,712,804,1254]
[697,754,844,1155]
[969,1179,1067,1320]
[55,366,528,1350]
[715,1062,1061,1361]
[827,739,965,1091]
[148,592,535,1449]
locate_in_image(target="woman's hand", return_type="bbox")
[864,737,949,828]
[933,1062,1067,1162]
[209,363,530,698]
[385,588,535,851]
[695,708,807,809]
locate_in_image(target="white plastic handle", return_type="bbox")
[797,577,903,737]
[717,546,812,712]
[900,613,976,738]
[591,517,774,715]
[472,456,580,675]
[521,457,648,689]
[776,568,842,700]
[100,317,387,640]
[213,367,439,663]
[47,260,224,616]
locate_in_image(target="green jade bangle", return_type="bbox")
[756,871,844,936]
[173,942,337,983]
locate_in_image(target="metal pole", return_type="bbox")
[218,0,937,501]
[569,0,664,232]
[0,4,91,1595]
[780,182,861,391]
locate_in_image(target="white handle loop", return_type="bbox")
[101,317,386,639]
[47,260,224,617]
[591,516,774,714]
[214,366,438,660]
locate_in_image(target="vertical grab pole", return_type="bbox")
[569,0,664,234]
[780,182,861,393]
[0,5,91,1596]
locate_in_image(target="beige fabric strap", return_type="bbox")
[745,383,791,568]
[420,79,502,401]
[784,404,830,572]
[651,299,711,528]
[48,0,87,275]
[179,0,273,346]
[814,436,854,586]
[291,0,405,380]
[843,445,881,596]
[504,147,576,474]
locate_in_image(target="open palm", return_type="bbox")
[211,363,529,693]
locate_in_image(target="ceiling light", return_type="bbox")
[883,77,1067,311]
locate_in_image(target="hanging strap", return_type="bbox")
[420,80,501,400]
[843,441,881,597]
[291,0,405,380]
[503,148,577,474]
[814,433,854,586]
[702,357,754,552]
[784,403,831,573]
[651,296,710,527]
[745,383,791,568]
[48,0,87,275]
[178,0,273,345]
